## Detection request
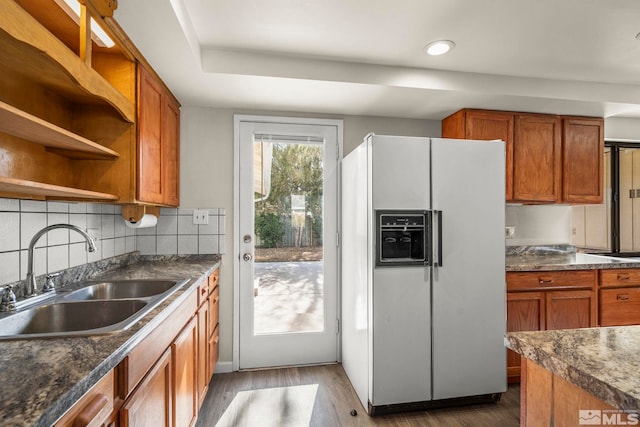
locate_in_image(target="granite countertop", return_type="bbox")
[506,246,640,271]
[0,253,221,427]
[506,326,640,409]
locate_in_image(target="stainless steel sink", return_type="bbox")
[0,300,147,338]
[0,278,188,340]
[62,280,179,301]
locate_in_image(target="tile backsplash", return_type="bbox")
[0,199,226,288]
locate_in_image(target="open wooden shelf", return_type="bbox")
[0,100,119,159]
[0,0,135,123]
[0,177,119,201]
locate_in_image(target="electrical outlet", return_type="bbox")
[505,226,515,238]
[571,226,577,236]
[193,209,209,225]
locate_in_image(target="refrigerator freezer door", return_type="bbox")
[372,266,431,405]
[430,138,507,399]
[371,135,430,210]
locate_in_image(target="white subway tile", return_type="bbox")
[0,252,19,284]
[114,237,126,256]
[219,214,226,234]
[21,213,47,249]
[47,202,69,213]
[178,215,198,234]
[20,247,47,278]
[161,207,178,216]
[178,235,198,254]
[198,234,219,254]
[125,236,136,252]
[198,217,218,235]
[21,200,46,212]
[102,239,115,259]
[68,203,87,214]
[47,213,70,246]
[114,217,126,238]
[48,246,69,273]
[69,214,88,243]
[101,204,115,214]
[101,215,115,239]
[69,242,88,267]
[86,204,102,214]
[157,215,178,235]
[136,236,156,255]
[157,235,177,255]
[0,198,19,211]
[0,212,20,252]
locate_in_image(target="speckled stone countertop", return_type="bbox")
[506,326,640,410]
[0,253,221,427]
[506,245,640,271]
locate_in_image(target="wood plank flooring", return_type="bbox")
[195,364,520,427]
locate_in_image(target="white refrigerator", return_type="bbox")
[341,134,506,414]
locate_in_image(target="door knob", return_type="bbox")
[243,234,252,243]
[243,253,253,262]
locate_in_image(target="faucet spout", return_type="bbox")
[25,224,97,297]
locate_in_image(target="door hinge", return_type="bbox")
[336,232,340,247]
[335,319,340,334]
[336,141,340,160]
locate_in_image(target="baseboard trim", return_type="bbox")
[214,361,233,374]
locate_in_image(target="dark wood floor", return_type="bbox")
[195,364,520,427]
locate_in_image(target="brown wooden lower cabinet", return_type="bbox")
[172,316,198,427]
[120,349,172,427]
[54,369,116,427]
[506,270,597,383]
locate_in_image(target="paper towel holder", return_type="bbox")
[121,204,160,223]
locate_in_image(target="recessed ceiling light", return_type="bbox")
[424,40,455,56]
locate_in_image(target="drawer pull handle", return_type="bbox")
[617,294,630,301]
[213,296,219,304]
[72,394,108,427]
[617,274,630,281]
[539,278,554,284]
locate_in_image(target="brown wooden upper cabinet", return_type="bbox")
[137,65,180,206]
[562,117,604,204]
[442,109,604,204]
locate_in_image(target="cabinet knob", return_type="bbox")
[538,278,554,284]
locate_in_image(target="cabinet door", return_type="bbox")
[137,65,180,206]
[513,114,562,202]
[546,290,597,330]
[120,349,172,427]
[172,316,198,427]
[138,65,164,204]
[464,110,515,200]
[506,292,545,382]
[196,301,209,408]
[562,117,604,204]
[162,97,180,206]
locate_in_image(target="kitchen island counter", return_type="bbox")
[0,253,221,427]
[506,326,640,425]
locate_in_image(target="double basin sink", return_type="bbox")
[0,279,188,340]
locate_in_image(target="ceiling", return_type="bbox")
[114,0,640,120]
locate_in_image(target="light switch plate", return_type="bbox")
[505,226,515,238]
[193,209,209,225]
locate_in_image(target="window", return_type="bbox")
[571,142,640,256]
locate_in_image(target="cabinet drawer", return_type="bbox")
[197,278,209,306]
[122,288,197,398]
[209,284,219,335]
[208,325,219,377]
[208,268,219,290]
[507,270,596,291]
[600,288,640,326]
[54,370,115,427]
[600,269,640,288]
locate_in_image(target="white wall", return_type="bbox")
[506,205,572,246]
[179,106,440,365]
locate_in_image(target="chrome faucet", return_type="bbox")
[25,224,97,297]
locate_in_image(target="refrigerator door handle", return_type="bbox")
[425,210,433,266]
[433,210,443,267]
